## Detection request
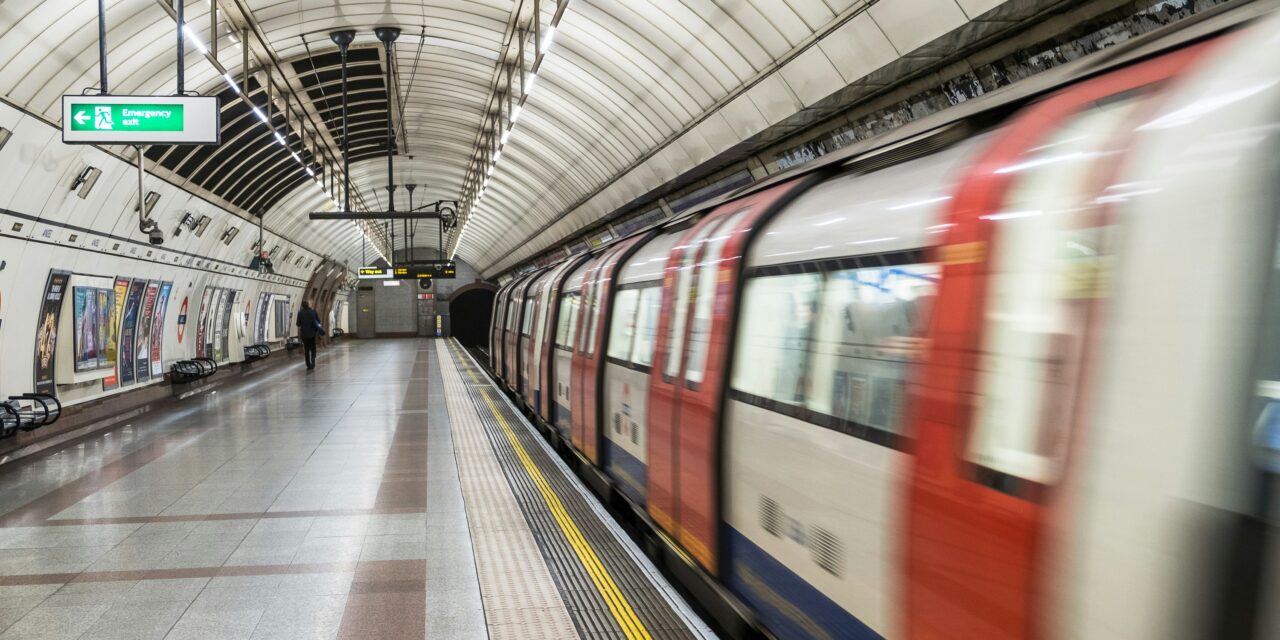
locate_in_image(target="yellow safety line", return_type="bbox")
[449,344,654,640]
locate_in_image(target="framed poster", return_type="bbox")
[33,270,71,395]
[118,279,145,387]
[71,287,100,372]
[195,287,212,358]
[255,292,271,343]
[102,276,130,391]
[135,281,159,383]
[149,282,171,376]
[96,289,111,368]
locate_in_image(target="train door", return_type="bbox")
[553,258,594,436]
[570,238,648,464]
[503,275,529,388]
[903,45,1210,639]
[647,179,811,572]
[490,284,509,372]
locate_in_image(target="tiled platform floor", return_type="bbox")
[0,338,709,639]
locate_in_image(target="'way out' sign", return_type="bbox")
[62,95,220,145]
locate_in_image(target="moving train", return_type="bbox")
[489,5,1280,639]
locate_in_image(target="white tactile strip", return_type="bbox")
[437,340,580,639]
[425,346,488,640]
[445,340,717,640]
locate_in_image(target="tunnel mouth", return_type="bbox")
[451,286,495,351]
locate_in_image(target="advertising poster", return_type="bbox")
[102,277,130,391]
[150,282,171,377]
[72,287,99,372]
[33,270,71,396]
[96,289,111,368]
[118,279,145,387]
[219,290,236,360]
[196,287,212,358]
[209,289,225,360]
[256,293,271,343]
[135,281,159,383]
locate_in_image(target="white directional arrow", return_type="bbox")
[73,111,90,125]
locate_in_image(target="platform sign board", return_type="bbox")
[358,262,457,280]
[61,95,220,145]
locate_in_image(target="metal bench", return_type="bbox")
[0,393,61,438]
[171,357,218,383]
[244,344,271,362]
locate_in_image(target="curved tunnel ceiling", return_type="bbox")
[0,0,1009,274]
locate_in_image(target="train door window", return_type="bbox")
[505,297,518,331]
[631,286,662,367]
[521,296,535,336]
[607,288,641,361]
[807,259,937,436]
[577,277,596,353]
[555,293,580,350]
[533,289,550,360]
[731,271,822,405]
[586,266,613,356]
[966,100,1135,487]
[665,221,724,379]
[686,209,752,386]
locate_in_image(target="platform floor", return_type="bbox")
[0,338,713,640]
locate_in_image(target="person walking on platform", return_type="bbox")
[296,300,322,370]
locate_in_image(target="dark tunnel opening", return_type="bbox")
[450,287,495,350]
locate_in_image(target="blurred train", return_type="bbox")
[488,4,1280,639]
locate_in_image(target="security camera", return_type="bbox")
[148,228,164,245]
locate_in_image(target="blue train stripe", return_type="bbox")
[552,401,572,437]
[604,439,648,505]
[723,526,882,640]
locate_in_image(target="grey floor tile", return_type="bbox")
[77,601,188,640]
[0,604,110,640]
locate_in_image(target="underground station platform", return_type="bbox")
[0,339,714,640]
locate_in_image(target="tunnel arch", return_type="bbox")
[449,282,498,350]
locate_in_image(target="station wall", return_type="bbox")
[0,101,351,407]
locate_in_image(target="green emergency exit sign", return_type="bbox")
[69,104,184,132]
[61,95,220,145]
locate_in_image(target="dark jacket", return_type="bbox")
[296,307,322,339]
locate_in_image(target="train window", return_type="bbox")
[686,209,751,385]
[731,272,822,405]
[631,286,662,367]
[966,100,1135,486]
[555,293,580,350]
[607,288,640,361]
[521,297,535,336]
[807,263,938,434]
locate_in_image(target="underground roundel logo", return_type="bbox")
[176,296,189,342]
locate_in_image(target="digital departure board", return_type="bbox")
[358,262,457,280]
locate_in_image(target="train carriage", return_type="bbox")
[484,7,1280,639]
